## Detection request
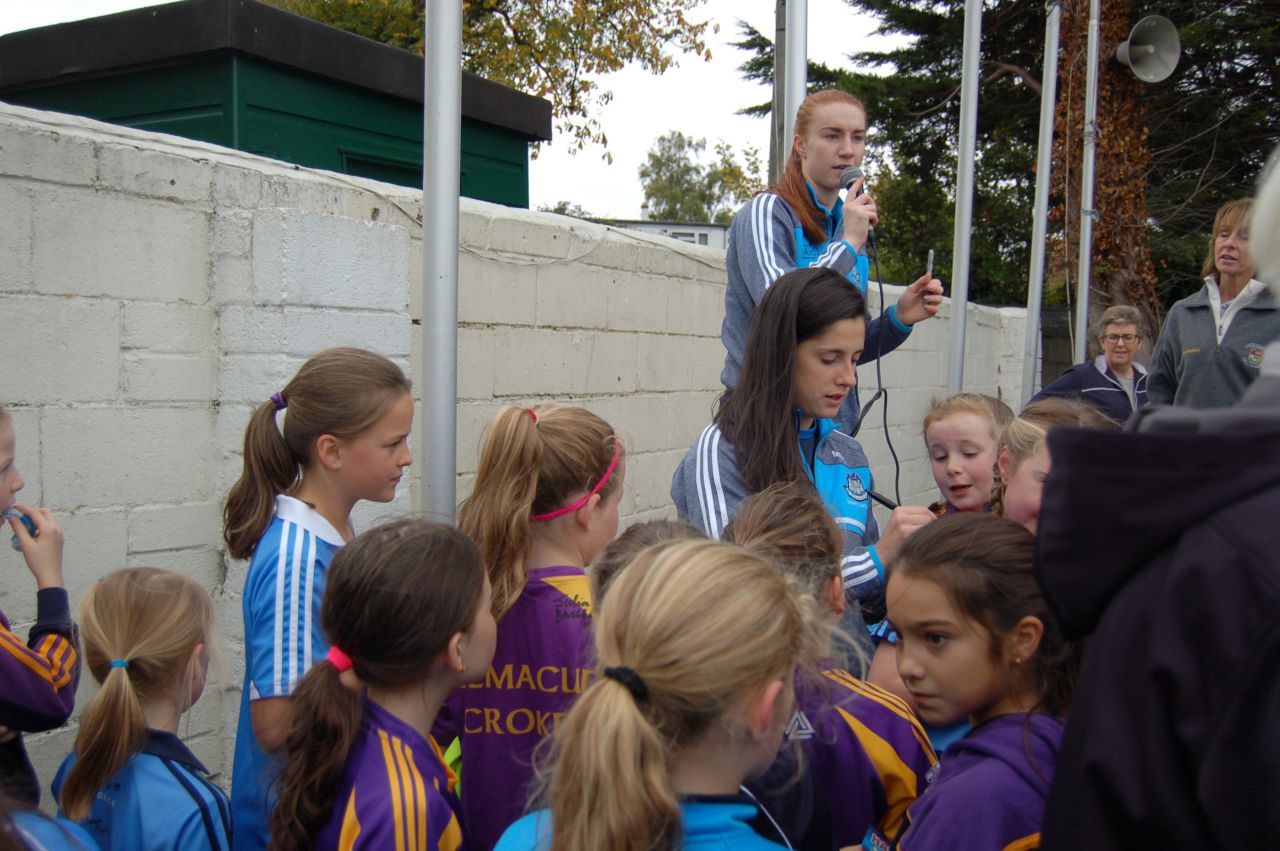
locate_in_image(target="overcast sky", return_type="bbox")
[0,0,895,218]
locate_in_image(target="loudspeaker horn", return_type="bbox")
[1115,15,1180,83]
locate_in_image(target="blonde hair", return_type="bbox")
[223,347,411,560]
[922,393,1014,442]
[541,539,827,851]
[459,404,621,619]
[991,398,1117,516]
[59,568,218,821]
[1201,198,1254,281]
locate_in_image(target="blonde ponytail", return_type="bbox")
[542,539,828,851]
[59,568,216,821]
[459,405,620,619]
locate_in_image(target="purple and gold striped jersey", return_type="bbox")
[1,588,79,804]
[435,565,594,851]
[316,698,464,851]
[751,668,937,849]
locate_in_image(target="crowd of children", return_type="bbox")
[4,77,1275,851]
[0,315,1125,851]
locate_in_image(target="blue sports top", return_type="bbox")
[494,795,789,850]
[52,730,231,851]
[230,495,345,851]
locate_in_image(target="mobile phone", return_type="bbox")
[926,248,935,279]
[2,508,38,551]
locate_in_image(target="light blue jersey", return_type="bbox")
[52,731,230,851]
[230,495,344,851]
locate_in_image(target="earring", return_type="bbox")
[456,661,466,673]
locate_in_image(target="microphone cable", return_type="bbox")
[849,228,904,508]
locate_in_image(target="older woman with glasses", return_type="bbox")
[1032,304,1148,421]
[1147,197,1279,408]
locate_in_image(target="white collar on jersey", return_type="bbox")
[274,494,346,547]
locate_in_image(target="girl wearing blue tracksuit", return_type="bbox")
[675,267,929,616]
[720,88,942,433]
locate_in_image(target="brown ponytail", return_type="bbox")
[769,88,867,245]
[60,568,216,821]
[270,520,486,851]
[223,348,411,560]
[458,405,620,619]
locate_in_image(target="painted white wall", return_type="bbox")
[0,101,1024,797]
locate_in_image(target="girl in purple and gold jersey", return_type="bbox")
[886,514,1079,851]
[439,405,624,851]
[269,520,497,851]
[725,481,938,850]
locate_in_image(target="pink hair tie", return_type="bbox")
[526,407,538,424]
[530,443,621,522]
[326,645,353,673]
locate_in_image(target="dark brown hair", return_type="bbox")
[458,404,621,619]
[223,348,411,560]
[771,89,868,245]
[724,480,842,599]
[892,513,1078,716]
[715,267,867,492]
[269,519,486,851]
[590,519,705,606]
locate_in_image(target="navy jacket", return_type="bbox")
[1031,355,1146,422]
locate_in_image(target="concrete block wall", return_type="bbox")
[0,101,1024,800]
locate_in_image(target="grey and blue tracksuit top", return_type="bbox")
[721,186,913,433]
[670,416,884,601]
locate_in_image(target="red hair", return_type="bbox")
[769,89,867,245]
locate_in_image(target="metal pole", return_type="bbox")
[782,0,807,148]
[423,0,461,521]
[770,0,787,184]
[1022,1,1063,405]
[947,0,983,393]
[1074,0,1101,363]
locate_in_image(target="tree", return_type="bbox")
[732,1,1278,312]
[538,200,595,219]
[638,131,764,223]
[266,0,716,157]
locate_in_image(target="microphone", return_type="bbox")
[840,165,864,193]
[839,165,875,246]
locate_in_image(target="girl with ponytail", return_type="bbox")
[721,88,943,433]
[52,568,227,850]
[495,538,828,851]
[440,405,624,851]
[269,519,496,851]
[223,347,413,851]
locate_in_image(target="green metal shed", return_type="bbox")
[0,0,553,207]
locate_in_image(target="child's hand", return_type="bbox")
[876,506,936,565]
[9,505,64,590]
[0,726,16,744]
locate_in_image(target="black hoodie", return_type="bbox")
[1036,369,1280,850]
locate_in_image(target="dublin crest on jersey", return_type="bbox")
[845,472,868,501]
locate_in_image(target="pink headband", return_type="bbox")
[326,645,353,673]
[530,444,621,523]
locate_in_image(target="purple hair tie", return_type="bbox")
[271,392,287,411]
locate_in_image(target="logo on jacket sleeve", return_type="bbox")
[1244,343,1266,368]
[845,473,869,501]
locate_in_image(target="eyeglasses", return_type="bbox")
[1103,334,1139,344]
